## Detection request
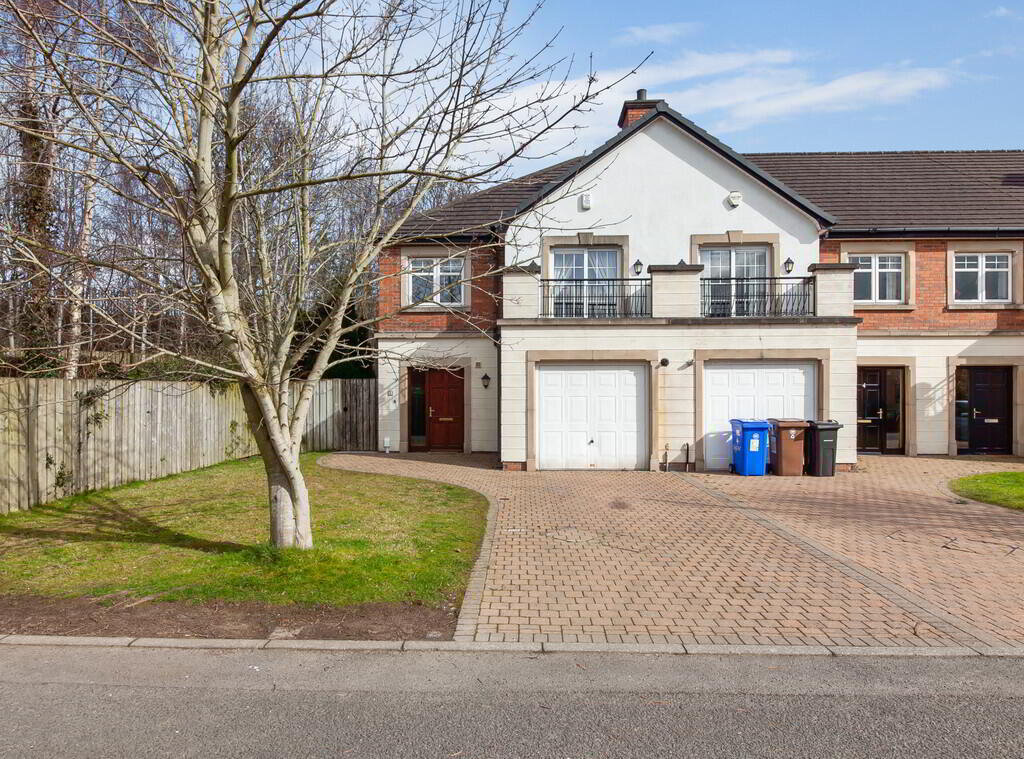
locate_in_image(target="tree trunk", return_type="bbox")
[65,156,97,380]
[240,382,313,549]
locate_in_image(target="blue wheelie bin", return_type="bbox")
[729,419,771,476]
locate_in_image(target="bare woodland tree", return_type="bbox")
[0,0,629,547]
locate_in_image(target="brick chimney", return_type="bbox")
[617,88,662,129]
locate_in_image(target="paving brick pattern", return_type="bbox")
[694,455,1024,647]
[320,453,1024,648]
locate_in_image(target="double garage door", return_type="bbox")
[537,364,648,470]
[535,360,816,471]
[703,361,817,470]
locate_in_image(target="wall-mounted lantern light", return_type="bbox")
[783,257,795,274]
[481,373,491,389]
[632,259,643,276]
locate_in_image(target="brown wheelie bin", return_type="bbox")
[767,418,809,476]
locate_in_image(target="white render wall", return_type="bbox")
[505,118,823,274]
[377,336,499,452]
[857,335,1024,455]
[501,324,858,469]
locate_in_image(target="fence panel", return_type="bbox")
[0,377,377,513]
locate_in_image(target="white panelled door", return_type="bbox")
[537,364,648,470]
[703,361,817,470]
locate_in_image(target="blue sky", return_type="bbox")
[512,0,1023,158]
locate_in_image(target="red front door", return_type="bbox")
[425,369,464,450]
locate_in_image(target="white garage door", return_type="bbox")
[703,361,817,470]
[537,364,648,470]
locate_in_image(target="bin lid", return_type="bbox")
[767,418,810,428]
[730,418,772,430]
[808,420,843,430]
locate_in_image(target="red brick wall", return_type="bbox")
[376,245,500,332]
[820,238,1024,331]
[622,105,656,128]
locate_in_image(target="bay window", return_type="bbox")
[851,254,904,304]
[954,254,1010,303]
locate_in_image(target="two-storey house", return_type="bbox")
[375,90,1024,471]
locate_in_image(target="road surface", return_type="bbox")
[1,646,1022,757]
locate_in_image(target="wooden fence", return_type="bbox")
[0,378,377,514]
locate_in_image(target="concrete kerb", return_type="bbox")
[1,634,1019,656]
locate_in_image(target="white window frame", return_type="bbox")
[406,256,466,307]
[953,253,1012,304]
[551,247,620,280]
[850,254,905,304]
[698,245,771,279]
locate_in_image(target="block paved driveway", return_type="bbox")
[320,452,1024,649]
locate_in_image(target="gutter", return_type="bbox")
[827,226,1024,238]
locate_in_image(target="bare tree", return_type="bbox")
[0,0,631,547]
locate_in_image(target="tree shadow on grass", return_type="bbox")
[0,493,253,555]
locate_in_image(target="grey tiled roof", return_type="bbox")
[395,157,588,240]
[396,144,1024,239]
[748,150,1024,231]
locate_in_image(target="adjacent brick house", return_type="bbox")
[376,91,1024,469]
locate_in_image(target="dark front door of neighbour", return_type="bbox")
[960,366,1012,455]
[857,367,904,454]
[425,368,465,450]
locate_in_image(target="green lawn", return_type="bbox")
[950,471,1024,512]
[0,454,488,607]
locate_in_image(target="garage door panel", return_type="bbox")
[703,361,817,470]
[537,364,648,470]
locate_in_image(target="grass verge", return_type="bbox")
[0,454,488,607]
[949,471,1024,512]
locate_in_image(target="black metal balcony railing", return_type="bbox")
[541,278,652,318]
[700,277,815,317]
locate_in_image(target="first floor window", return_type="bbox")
[851,254,904,303]
[954,253,1010,302]
[700,246,770,316]
[551,248,619,317]
[409,257,464,305]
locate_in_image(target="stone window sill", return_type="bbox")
[946,303,1024,311]
[400,305,469,314]
[854,303,916,311]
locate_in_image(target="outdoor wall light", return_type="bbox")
[481,373,491,389]
[783,257,795,274]
[632,259,643,276]
[659,358,670,367]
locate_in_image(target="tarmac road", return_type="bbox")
[1,645,1022,758]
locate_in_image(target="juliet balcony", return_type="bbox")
[699,276,815,318]
[540,278,653,318]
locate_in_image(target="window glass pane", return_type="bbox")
[586,249,618,279]
[955,270,979,300]
[700,248,731,278]
[985,254,1010,270]
[734,247,768,279]
[985,269,1009,300]
[553,251,583,280]
[409,257,434,271]
[955,255,978,270]
[437,279,460,303]
[877,255,902,271]
[878,271,902,301]
[850,255,872,270]
[439,258,463,274]
[853,271,872,301]
[411,273,433,302]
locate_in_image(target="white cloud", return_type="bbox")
[986,6,1021,18]
[712,67,951,132]
[613,22,700,46]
